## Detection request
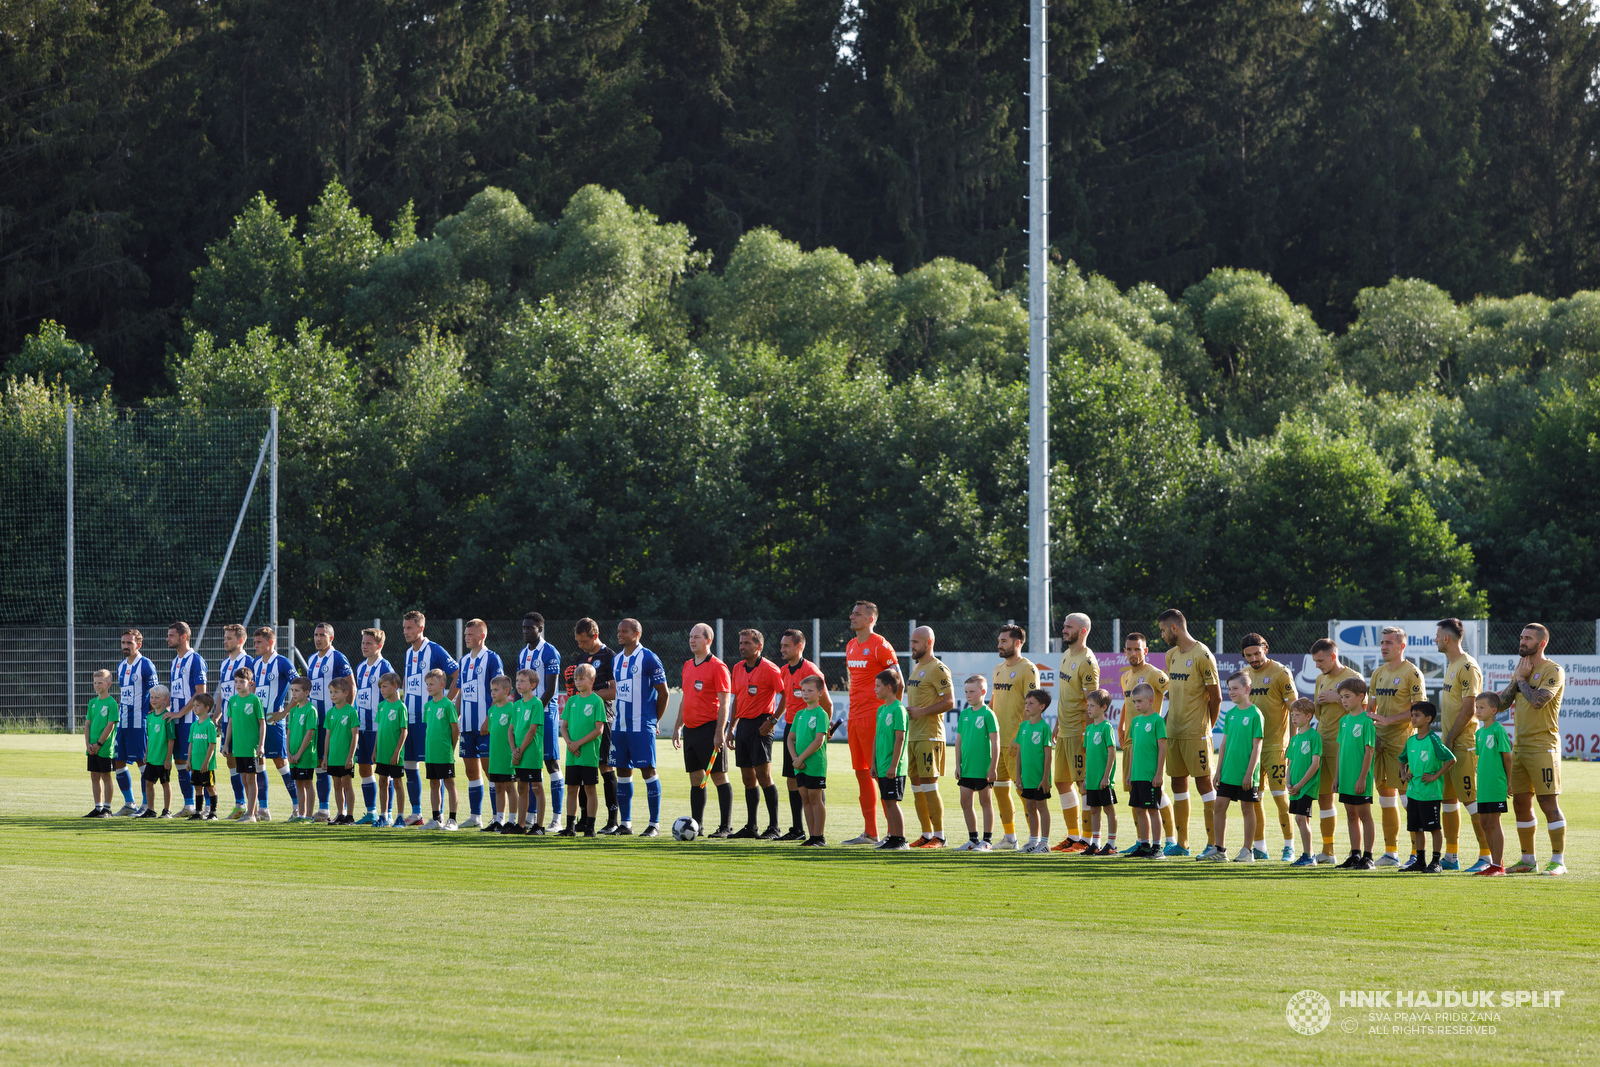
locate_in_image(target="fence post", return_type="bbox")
[65,402,75,731]
[373,618,381,631]
[1215,618,1224,652]
[455,618,464,660]
[909,619,916,656]
[1112,618,1120,650]
[716,619,725,662]
[812,618,821,661]
[287,620,295,668]
[269,407,278,632]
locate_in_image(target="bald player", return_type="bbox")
[1367,626,1426,867]
[844,601,898,846]
[1116,633,1174,854]
[1499,623,1568,875]
[991,625,1040,850]
[1155,609,1221,857]
[1436,618,1487,871]
[1240,633,1298,861]
[1309,638,1361,863]
[904,626,955,847]
[1050,613,1099,853]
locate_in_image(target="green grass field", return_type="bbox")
[2,734,1595,1066]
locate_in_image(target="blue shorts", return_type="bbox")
[404,720,428,762]
[263,722,288,759]
[459,730,491,759]
[608,729,657,770]
[115,723,145,763]
[172,721,192,764]
[543,709,560,763]
[354,729,377,765]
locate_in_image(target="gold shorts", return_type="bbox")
[1509,749,1561,796]
[1256,747,1287,794]
[1053,735,1085,785]
[908,739,945,779]
[1442,745,1476,804]
[1165,739,1212,780]
[1120,743,1132,790]
[1376,745,1409,791]
[1317,743,1339,795]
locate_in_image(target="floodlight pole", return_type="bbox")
[1026,1,1051,658]
[65,403,75,730]
[269,407,279,631]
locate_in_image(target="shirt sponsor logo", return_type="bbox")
[694,680,704,691]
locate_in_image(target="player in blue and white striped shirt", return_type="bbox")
[400,611,458,826]
[214,623,252,819]
[518,612,563,828]
[251,625,300,821]
[353,626,396,824]
[114,629,157,815]
[611,618,670,835]
[165,621,207,817]
[457,618,505,827]
[305,622,353,822]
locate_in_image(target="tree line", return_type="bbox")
[5,180,1598,624]
[6,1,1600,391]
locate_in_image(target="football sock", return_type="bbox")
[1158,793,1175,841]
[983,830,992,842]
[433,809,442,821]
[1172,791,1190,848]
[1548,818,1566,854]
[603,773,618,823]
[716,782,734,829]
[116,769,133,803]
[257,771,269,807]
[745,786,760,828]
[927,785,944,834]
[1442,802,1460,853]
[855,770,879,837]
[317,770,331,811]
[1381,797,1400,852]
[1062,790,1080,839]
[762,784,779,827]
[994,783,1014,834]
[912,787,931,834]
[788,788,804,831]
[645,776,662,824]
[230,770,244,804]
[362,776,377,813]
[1271,789,1290,840]
[448,810,456,822]
[279,768,297,804]
[406,767,422,815]
[550,773,564,817]
[1320,807,1336,854]
[1200,791,1216,846]
[467,777,483,817]
[178,768,194,806]
[487,781,497,815]
[616,778,634,823]
[690,783,706,827]
[1550,851,1564,865]
[969,830,979,842]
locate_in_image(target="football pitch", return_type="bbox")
[1,735,1595,1066]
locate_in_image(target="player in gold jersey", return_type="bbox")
[1155,609,1221,857]
[1367,626,1426,867]
[1309,637,1360,863]
[1050,613,1100,852]
[1116,633,1173,852]
[1240,633,1298,861]
[1498,623,1568,875]
[991,625,1040,851]
[1436,618,1487,871]
[904,626,955,848]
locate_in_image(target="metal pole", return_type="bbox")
[715,619,725,662]
[1215,618,1225,652]
[197,425,272,649]
[269,408,279,630]
[812,618,821,661]
[243,562,271,630]
[1112,618,1120,651]
[65,403,75,731]
[456,618,464,660]
[1026,0,1051,661]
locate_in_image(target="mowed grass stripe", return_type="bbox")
[1,735,1595,1066]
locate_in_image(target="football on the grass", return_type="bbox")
[672,816,700,841]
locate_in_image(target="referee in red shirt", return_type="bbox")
[729,628,786,839]
[675,623,734,836]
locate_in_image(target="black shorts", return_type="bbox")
[1019,786,1050,802]
[290,766,316,781]
[681,722,726,776]
[1216,781,1259,803]
[1477,800,1507,814]
[1085,786,1116,807]
[1340,793,1372,806]
[1130,781,1163,809]
[375,763,404,778]
[426,762,455,781]
[87,754,113,773]
[796,774,825,790]
[1406,798,1441,832]
[781,737,796,778]
[734,716,774,767]
[876,775,906,802]
[1289,795,1314,817]
[957,776,992,792]
[515,767,543,784]
[234,756,259,775]
[142,764,171,784]
[326,765,352,778]
[597,723,612,768]
[488,772,515,784]
[190,771,214,788]
[566,764,599,786]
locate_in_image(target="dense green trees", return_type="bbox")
[7,182,1597,622]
